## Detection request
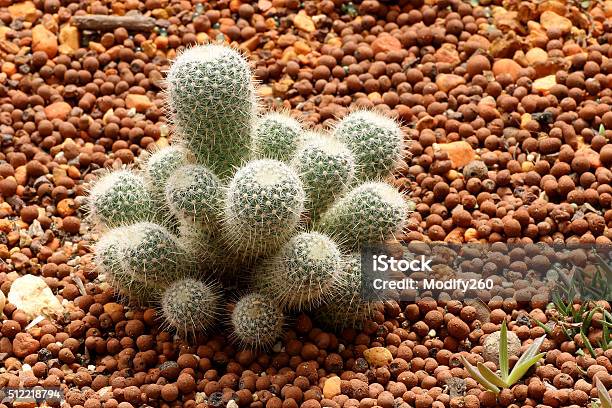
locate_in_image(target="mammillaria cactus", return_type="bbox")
[165,164,221,225]
[316,253,378,329]
[88,169,154,229]
[255,232,343,310]
[91,43,409,342]
[143,145,193,197]
[333,110,404,181]
[95,227,163,305]
[161,277,222,336]
[230,293,284,348]
[252,112,303,161]
[121,222,186,284]
[222,159,305,259]
[291,134,355,221]
[166,45,257,178]
[316,182,409,250]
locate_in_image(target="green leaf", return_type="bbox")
[600,320,610,351]
[596,377,612,408]
[515,335,545,368]
[500,320,509,381]
[507,352,545,385]
[477,362,508,388]
[581,331,597,358]
[583,307,601,331]
[460,356,500,394]
[533,319,552,335]
[600,124,606,136]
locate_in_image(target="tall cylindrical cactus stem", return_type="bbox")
[166,44,257,178]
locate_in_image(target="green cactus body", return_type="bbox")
[315,253,377,330]
[144,146,193,196]
[255,232,343,310]
[222,159,305,259]
[231,293,284,348]
[88,169,155,229]
[176,221,236,275]
[161,277,222,336]
[95,228,161,305]
[167,45,257,178]
[165,164,221,226]
[252,112,303,161]
[291,135,355,221]
[122,222,186,284]
[316,182,408,250]
[333,110,404,181]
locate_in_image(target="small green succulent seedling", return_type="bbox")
[592,377,612,408]
[291,134,355,221]
[167,44,257,178]
[230,293,284,348]
[160,277,222,336]
[88,169,155,229]
[333,110,404,181]
[461,321,546,394]
[252,112,303,161]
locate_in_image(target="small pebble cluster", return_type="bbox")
[0,0,611,408]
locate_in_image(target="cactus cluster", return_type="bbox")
[89,44,409,348]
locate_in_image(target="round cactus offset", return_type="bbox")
[230,293,284,348]
[333,110,404,181]
[316,182,408,249]
[88,169,155,229]
[255,232,343,310]
[291,134,355,221]
[252,112,303,161]
[122,222,187,284]
[161,277,222,336]
[222,159,305,259]
[166,44,257,178]
[165,164,221,225]
[95,228,162,305]
[143,145,193,196]
[315,253,378,330]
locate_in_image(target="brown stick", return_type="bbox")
[71,14,158,32]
